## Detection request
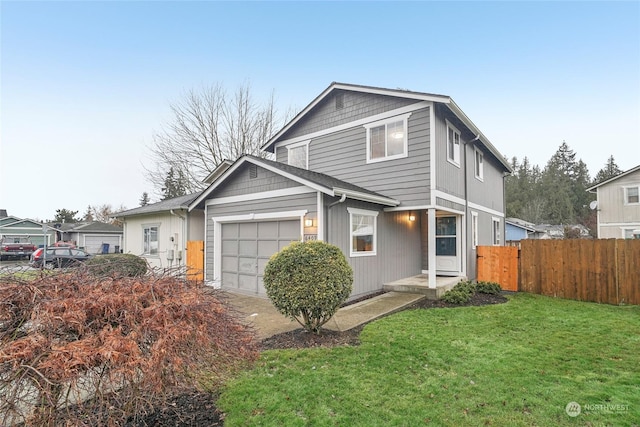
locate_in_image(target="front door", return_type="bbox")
[435,215,460,275]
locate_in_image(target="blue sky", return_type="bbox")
[1,1,639,221]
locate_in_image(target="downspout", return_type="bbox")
[326,194,347,243]
[465,135,480,279]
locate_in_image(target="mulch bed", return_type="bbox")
[131,292,508,426]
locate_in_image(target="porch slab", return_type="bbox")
[383,275,466,300]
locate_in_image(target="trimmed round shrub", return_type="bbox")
[85,253,148,277]
[263,240,353,334]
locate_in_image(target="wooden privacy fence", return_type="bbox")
[476,246,519,291]
[186,240,204,282]
[519,239,640,305]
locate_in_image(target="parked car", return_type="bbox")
[0,237,38,261]
[29,247,93,268]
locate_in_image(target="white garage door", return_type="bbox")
[84,235,121,254]
[221,220,300,295]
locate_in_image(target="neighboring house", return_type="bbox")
[530,223,590,240]
[586,164,640,239]
[52,221,124,254]
[505,217,535,242]
[115,192,206,269]
[188,82,512,299]
[0,217,56,247]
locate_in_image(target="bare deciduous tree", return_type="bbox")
[145,82,291,198]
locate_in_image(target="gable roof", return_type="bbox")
[262,82,511,172]
[189,155,399,211]
[505,217,536,232]
[0,218,45,229]
[586,164,640,191]
[52,221,122,233]
[116,192,203,218]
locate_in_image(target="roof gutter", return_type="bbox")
[333,187,400,207]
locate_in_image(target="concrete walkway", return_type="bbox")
[225,291,426,339]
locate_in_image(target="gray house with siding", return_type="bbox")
[190,82,512,299]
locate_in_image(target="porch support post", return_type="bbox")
[427,208,436,289]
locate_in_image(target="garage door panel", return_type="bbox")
[222,256,237,271]
[238,274,257,291]
[238,257,257,274]
[278,240,294,250]
[257,277,266,295]
[239,240,257,256]
[222,272,237,287]
[239,223,257,238]
[221,224,238,238]
[258,240,278,256]
[221,240,238,254]
[257,258,270,272]
[258,222,278,238]
[279,221,300,239]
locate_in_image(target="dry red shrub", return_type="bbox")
[0,269,259,426]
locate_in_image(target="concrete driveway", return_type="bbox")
[224,291,425,340]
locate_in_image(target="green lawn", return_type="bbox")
[218,293,640,426]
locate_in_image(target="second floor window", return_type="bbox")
[624,186,639,205]
[287,142,309,169]
[475,148,484,180]
[447,122,461,166]
[143,225,158,255]
[364,114,410,163]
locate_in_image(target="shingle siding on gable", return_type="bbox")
[279,90,419,141]
[214,165,300,198]
[278,107,431,206]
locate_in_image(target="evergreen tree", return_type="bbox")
[53,209,81,224]
[83,206,94,222]
[139,192,150,206]
[593,155,622,184]
[161,167,188,200]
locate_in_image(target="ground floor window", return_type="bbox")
[143,225,158,255]
[348,208,378,256]
[492,217,501,245]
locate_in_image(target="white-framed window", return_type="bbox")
[446,121,461,167]
[364,113,410,163]
[287,141,309,169]
[474,148,484,181]
[624,186,639,205]
[143,225,159,255]
[471,211,479,249]
[492,217,501,246]
[347,207,378,256]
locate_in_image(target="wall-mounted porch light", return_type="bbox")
[408,213,416,222]
[304,218,314,227]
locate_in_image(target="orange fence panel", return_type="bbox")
[186,240,204,283]
[477,246,519,291]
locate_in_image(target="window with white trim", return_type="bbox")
[474,148,484,181]
[348,207,378,256]
[364,114,410,163]
[471,211,479,249]
[143,225,158,255]
[624,186,639,205]
[447,121,461,166]
[287,141,309,169]
[492,217,501,246]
